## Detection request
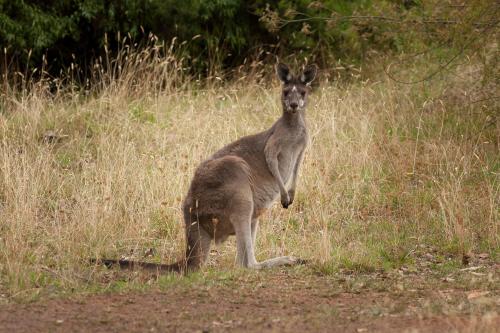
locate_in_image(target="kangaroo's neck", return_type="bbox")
[282,109,306,128]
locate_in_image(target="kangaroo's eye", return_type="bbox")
[284,91,289,97]
[300,91,306,97]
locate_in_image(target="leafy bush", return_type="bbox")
[0,0,497,80]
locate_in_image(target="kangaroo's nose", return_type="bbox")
[290,102,298,110]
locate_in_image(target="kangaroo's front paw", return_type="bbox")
[281,192,290,208]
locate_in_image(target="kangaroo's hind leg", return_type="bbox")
[251,218,259,248]
[233,212,303,269]
[232,210,259,268]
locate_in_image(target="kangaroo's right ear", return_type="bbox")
[277,63,292,83]
[300,64,317,85]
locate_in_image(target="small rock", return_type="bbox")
[424,253,435,261]
[42,130,68,143]
[478,253,489,260]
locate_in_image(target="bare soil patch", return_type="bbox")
[0,266,498,333]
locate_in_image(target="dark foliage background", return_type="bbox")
[0,0,497,79]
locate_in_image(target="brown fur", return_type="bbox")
[94,63,317,272]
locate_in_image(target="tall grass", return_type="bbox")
[0,45,498,298]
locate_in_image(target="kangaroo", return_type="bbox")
[95,63,317,273]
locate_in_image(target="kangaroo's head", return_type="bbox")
[277,63,317,114]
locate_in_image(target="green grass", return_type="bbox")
[0,53,498,302]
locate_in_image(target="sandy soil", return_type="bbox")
[0,267,498,333]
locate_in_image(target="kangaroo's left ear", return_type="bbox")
[277,63,292,83]
[300,64,317,85]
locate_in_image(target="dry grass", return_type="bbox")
[0,49,498,298]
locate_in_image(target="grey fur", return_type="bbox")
[94,63,317,273]
[181,63,317,270]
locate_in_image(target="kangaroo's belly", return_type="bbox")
[251,150,300,218]
[252,181,280,218]
[255,179,279,200]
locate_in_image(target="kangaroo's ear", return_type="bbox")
[277,63,292,83]
[300,64,317,85]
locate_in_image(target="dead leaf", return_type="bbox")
[467,291,490,300]
[144,248,155,257]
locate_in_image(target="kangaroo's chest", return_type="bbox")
[278,134,308,184]
[278,148,298,183]
[252,126,308,214]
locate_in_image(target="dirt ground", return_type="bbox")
[0,264,498,333]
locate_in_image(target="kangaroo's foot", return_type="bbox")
[249,256,308,269]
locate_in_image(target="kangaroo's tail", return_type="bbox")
[90,258,186,274]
